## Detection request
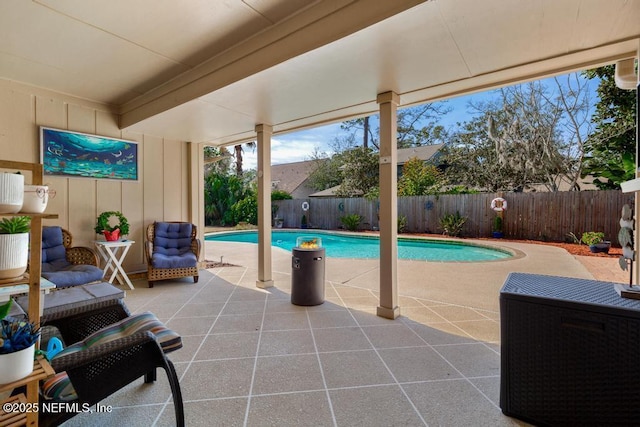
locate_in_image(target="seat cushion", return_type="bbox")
[41,312,182,401]
[153,222,193,256]
[42,226,67,264]
[41,265,104,288]
[151,252,197,269]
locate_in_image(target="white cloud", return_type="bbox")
[242,123,341,170]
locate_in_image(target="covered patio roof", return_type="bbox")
[1,0,638,146]
[2,0,638,318]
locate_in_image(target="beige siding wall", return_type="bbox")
[0,78,195,273]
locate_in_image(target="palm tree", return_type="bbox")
[233,142,256,177]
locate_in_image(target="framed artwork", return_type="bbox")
[40,127,139,181]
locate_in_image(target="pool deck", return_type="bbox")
[204,232,626,314]
[62,234,628,426]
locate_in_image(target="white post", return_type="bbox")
[256,124,274,288]
[376,91,400,319]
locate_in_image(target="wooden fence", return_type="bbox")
[273,190,632,243]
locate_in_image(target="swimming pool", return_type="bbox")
[205,230,512,262]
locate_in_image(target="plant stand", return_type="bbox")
[0,160,58,427]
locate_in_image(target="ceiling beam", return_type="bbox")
[119,0,427,129]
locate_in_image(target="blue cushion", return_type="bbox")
[153,222,193,256]
[151,252,197,269]
[42,265,104,288]
[42,226,67,263]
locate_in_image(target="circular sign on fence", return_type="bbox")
[302,201,310,211]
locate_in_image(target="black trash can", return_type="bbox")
[291,236,325,306]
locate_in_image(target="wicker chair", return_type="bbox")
[38,226,104,288]
[145,222,201,288]
[39,299,184,426]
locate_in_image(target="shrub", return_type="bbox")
[340,213,362,231]
[397,215,408,233]
[581,231,605,246]
[439,211,467,237]
[229,195,258,225]
[493,216,503,232]
[271,190,292,200]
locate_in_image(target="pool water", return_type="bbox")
[205,230,512,262]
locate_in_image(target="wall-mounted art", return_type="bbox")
[40,127,138,181]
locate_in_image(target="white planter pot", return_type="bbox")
[0,233,29,280]
[0,173,24,214]
[0,343,35,384]
[20,185,49,213]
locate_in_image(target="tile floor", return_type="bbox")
[60,266,528,427]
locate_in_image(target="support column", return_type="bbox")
[188,142,205,261]
[256,124,274,288]
[376,91,400,319]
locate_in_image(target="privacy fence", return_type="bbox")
[273,190,631,243]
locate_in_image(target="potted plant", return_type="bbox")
[0,299,40,384]
[492,216,504,238]
[95,211,129,241]
[0,172,24,214]
[581,231,611,254]
[0,216,30,280]
[301,214,308,229]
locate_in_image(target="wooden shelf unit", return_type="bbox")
[0,160,58,426]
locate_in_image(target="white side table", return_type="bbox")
[94,240,135,290]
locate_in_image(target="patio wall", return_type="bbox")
[274,190,631,243]
[0,78,194,273]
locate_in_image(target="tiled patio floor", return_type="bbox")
[60,266,529,426]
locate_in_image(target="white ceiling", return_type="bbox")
[1,0,638,147]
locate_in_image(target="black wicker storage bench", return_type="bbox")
[500,273,640,426]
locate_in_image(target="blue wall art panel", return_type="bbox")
[40,127,138,181]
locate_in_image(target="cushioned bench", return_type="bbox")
[15,282,124,322]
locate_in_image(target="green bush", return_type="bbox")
[581,231,605,246]
[271,190,292,200]
[229,195,258,225]
[340,213,362,231]
[493,216,503,232]
[439,211,467,237]
[397,215,407,233]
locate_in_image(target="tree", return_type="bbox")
[441,114,511,191]
[204,172,250,226]
[582,65,637,189]
[204,146,232,176]
[443,79,587,192]
[233,142,256,177]
[335,146,379,197]
[340,103,451,149]
[306,147,343,191]
[398,157,443,196]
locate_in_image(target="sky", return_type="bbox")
[240,72,599,170]
[241,94,477,170]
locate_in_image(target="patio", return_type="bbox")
[56,238,621,426]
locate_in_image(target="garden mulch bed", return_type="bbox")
[403,232,622,258]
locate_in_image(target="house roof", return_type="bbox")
[271,160,319,195]
[1,1,637,147]
[397,144,443,165]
